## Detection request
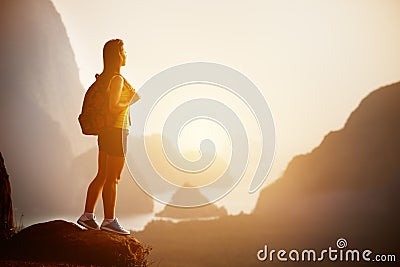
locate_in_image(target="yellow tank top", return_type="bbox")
[107,75,135,129]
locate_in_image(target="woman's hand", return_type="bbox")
[129,89,141,105]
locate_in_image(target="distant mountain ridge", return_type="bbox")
[254,81,400,215]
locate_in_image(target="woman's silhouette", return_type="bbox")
[78,39,139,235]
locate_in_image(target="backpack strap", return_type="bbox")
[107,74,124,92]
[110,73,123,81]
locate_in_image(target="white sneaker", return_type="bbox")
[77,214,99,230]
[100,218,130,235]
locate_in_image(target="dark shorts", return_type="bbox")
[98,127,129,157]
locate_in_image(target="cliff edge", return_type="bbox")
[2,220,150,266]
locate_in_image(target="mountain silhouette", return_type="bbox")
[254,81,400,218]
[0,0,85,153]
[0,0,80,219]
[136,82,400,266]
[155,183,228,219]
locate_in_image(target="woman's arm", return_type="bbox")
[108,75,132,114]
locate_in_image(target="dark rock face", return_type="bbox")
[0,153,14,240]
[0,0,81,218]
[6,220,150,266]
[0,0,83,138]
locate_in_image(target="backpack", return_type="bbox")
[78,74,111,135]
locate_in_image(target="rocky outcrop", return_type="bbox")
[0,153,14,240]
[5,220,150,266]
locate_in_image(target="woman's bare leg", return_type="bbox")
[84,150,107,213]
[102,154,125,219]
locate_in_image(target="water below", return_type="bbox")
[17,184,262,231]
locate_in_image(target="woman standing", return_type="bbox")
[77,39,139,235]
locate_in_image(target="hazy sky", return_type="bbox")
[51,0,400,211]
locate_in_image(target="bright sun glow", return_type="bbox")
[143,83,262,187]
